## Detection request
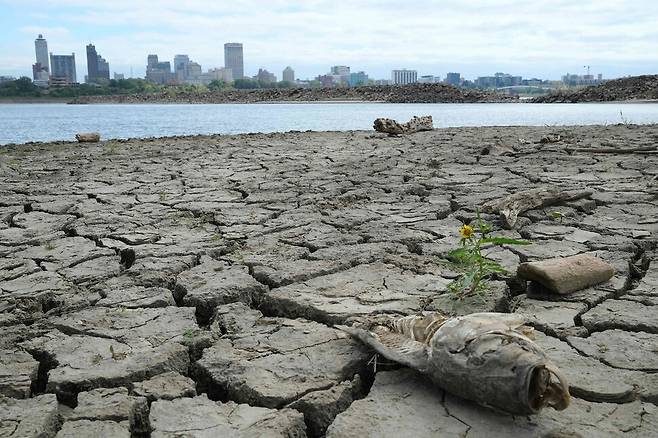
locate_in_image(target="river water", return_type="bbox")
[2,102,658,145]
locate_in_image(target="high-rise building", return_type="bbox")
[86,44,110,83]
[50,53,77,84]
[33,34,50,86]
[392,69,417,85]
[224,43,244,80]
[282,66,295,83]
[34,34,49,73]
[348,71,368,87]
[330,65,350,76]
[174,55,190,81]
[446,72,461,86]
[255,68,276,83]
[145,54,174,84]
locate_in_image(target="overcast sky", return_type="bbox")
[1,0,657,81]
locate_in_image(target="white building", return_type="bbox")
[392,69,417,85]
[282,66,295,83]
[418,75,438,83]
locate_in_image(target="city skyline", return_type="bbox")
[1,0,657,82]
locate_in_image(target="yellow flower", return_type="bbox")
[460,224,474,239]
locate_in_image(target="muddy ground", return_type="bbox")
[0,124,657,437]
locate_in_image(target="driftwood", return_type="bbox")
[340,312,570,415]
[482,187,593,229]
[75,132,101,143]
[373,116,433,136]
[565,145,658,154]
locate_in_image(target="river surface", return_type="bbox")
[2,102,658,145]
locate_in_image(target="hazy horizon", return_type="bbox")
[1,0,657,82]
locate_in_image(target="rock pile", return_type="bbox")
[70,83,516,104]
[532,74,658,103]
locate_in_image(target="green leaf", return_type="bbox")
[480,258,508,273]
[480,237,531,246]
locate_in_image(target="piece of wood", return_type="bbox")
[518,254,615,294]
[482,187,593,229]
[373,116,433,135]
[565,145,657,154]
[75,132,101,143]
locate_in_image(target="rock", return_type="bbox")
[517,254,614,294]
[261,262,449,325]
[131,371,196,402]
[0,349,39,398]
[67,387,148,435]
[174,256,267,323]
[287,377,361,437]
[0,394,61,438]
[194,303,369,408]
[96,285,175,308]
[55,420,130,438]
[149,395,307,437]
[567,330,658,371]
[581,299,658,333]
[373,116,433,135]
[76,132,100,142]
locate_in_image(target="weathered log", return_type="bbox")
[517,254,615,294]
[373,116,433,135]
[482,187,593,229]
[339,312,570,415]
[565,145,658,154]
[75,132,101,143]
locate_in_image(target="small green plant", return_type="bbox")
[182,328,198,339]
[447,210,530,299]
[44,242,56,251]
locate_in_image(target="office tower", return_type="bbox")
[330,65,350,76]
[147,54,159,69]
[348,71,368,87]
[50,53,77,84]
[255,68,276,83]
[446,72,461,86]
[86,44,110,83]
[391,69,417,85]
[174,55,190,81]
[224,43,244,80]
[282,66,295,83]
[34,34,49,73]
[145,54,174,84]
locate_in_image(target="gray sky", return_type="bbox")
[1,0,657,80]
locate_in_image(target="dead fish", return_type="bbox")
[338,312,570,415]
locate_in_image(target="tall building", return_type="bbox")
[348,71,368,87]
[174,55,190,81]
[34,34,49,72]
[224,43,244,80]
[147,54,159,69]
[255,68,276,83]
[446,72,461,86]
[145,54,174,84]
[50,53,77,84]
[282,66,295,83]
[33,34,50,86]
[392,69,417,85]
[86,44,110,83]
[330,65,350,76]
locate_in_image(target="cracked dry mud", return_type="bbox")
[0,124,657,437]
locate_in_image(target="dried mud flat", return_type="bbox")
[0,124,657,437]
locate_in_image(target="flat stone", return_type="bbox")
[131,371,196,402]
[517,254,614,294]
[0,394,61,438]
[567,330,658,371]
[13,237,115,271]
[194,303,370,408]
[11,211,76,234]
[287,377,361,437]
[58,255,121,285]
[149,395,307,438]
[55,420,130,438]
[581,299,658,333]
[96,286,175,308]
[326,370,468,438]
[0,258,40,282]
[174,256,267,323]
[68,387,148,434]
[261,262,449,324]
[0,349,38,398]
[510,295,588,338]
